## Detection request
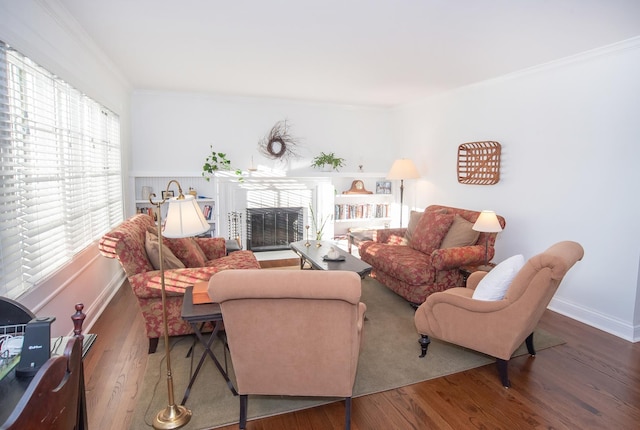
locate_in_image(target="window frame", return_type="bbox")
[0,40,123,300]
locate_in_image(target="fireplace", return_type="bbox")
[246,207,304,251]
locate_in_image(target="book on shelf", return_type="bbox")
[203,204,212,220]
[334,203,390,220]
[137,206,157,221]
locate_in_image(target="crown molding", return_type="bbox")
[398,36,640,109]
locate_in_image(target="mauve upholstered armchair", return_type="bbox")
[208,269,367,430]
[414,241,584,387]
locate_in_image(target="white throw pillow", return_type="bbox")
[472,254,525,301]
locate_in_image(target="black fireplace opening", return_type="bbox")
[246,207,304,251]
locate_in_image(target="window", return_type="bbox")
[0,41,123,300]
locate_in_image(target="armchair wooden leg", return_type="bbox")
[418,335,431,358]
[345,397,352,430]
[525,332,536,356]
[496,359,511,388]
[148,337,159,354]
[239,394,248,429]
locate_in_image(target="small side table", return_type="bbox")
[180,286,237,405]
[347,229,375,254]
[459,263,496,285]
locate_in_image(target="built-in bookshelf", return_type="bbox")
[334,202,390,220]
[333,193,393,236]
[133,175,217,237]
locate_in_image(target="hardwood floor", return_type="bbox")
[84,281,640,429]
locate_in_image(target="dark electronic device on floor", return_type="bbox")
[15,316,56,378]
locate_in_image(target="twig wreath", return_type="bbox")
[258,120,301,161]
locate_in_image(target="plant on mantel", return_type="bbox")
[311,152,346,172]
[202,145,243,181]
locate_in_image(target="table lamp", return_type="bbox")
[472,210,503,271]
[150,180,209,429]
[386,158,420,227]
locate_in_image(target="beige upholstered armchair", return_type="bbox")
[414,241,584,387]
[208,269,367,430]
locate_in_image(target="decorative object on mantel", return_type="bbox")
[258,119,300,161]
[247,156,258,172]
[311,152,346,171]
[375,181,392,194]
[457,141,501,185]
[343,179,372,194]
[386,158,420,227]
[202,145,243,182]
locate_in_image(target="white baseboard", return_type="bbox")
[548,297,638,343]
[76,271,126,336]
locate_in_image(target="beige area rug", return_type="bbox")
[131,277,564,429]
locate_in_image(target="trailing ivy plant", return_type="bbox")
[311,152,346,171]
[202,145,243,181]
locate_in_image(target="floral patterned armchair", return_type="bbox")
[359,205,506,305]
[99,214,260,353]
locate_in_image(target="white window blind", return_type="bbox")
[0,41,123,300]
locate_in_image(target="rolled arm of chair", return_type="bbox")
[466,271,488,290]
[375,228,407,244]
[425,289,510,315]
[431,245,489,271]
[130,266,222,298]
[195,237,227,260]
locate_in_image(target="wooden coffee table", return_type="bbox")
[290,240,372,278]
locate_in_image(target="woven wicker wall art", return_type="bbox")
[457,141,501,185]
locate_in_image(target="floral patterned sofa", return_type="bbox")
[99,214,260,353]
[358,205,506,305]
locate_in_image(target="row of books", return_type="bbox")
[334,203,390,220]
[137,206,157,221]
[202,205,213,220]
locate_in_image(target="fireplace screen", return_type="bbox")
[246,207,304,251]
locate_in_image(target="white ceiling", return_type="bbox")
[58,0,640,107]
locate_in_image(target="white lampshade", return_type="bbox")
[472,210,503,233]
[386,158,420,180]
[163,195,210,238]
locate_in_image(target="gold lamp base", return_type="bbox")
[153,404,192,430]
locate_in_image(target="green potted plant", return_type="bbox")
[202,145,243,181]
[311,152,346,172]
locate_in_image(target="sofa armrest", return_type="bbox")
[422,287,509,316]
[466,271,488,291]
[195,237,227,260]
[129,266,223,298]
[430,245,488,271]
[375,228,407,244]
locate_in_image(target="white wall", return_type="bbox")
[392,39,640,341]
[130,91,395,240]
[3,1,638,342]
[131,91,393,178]
[0,0,131,336]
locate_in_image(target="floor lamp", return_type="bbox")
[150,180,210,430]
[472,210,503,271]
[386,158,420,227]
